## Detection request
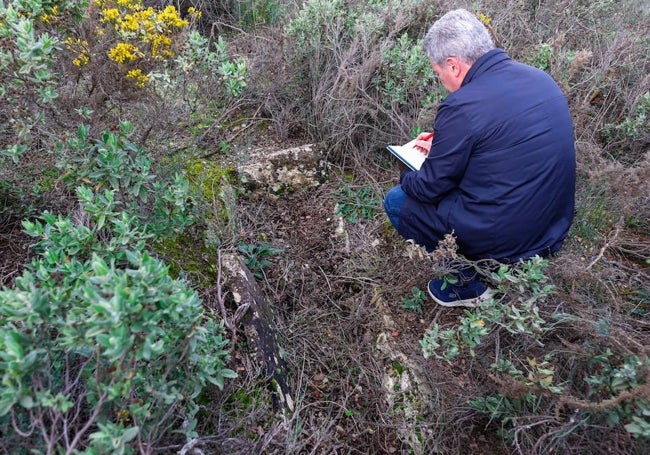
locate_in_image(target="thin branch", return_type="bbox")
[586,217,624,270]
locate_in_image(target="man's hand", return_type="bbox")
[413,131,434,154]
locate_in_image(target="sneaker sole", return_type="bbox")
[427,284,494,308]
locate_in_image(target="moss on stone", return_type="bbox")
[184,158,239,202]
[152,158,242,286]
[153,233,216,287]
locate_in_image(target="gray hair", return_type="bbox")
[423,9,495,66]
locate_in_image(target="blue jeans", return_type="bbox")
[383,185,408,232]
[384,184,444,253]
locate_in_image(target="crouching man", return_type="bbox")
[384,9,576,307]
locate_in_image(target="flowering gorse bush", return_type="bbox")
[67,0,200,89]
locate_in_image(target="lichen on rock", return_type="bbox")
[238,143,330,195]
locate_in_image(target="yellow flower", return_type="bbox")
[151,34,172,58]
[73,53,90,67]
[157,6,188,29]
[101,8,120,23]
[187,7,202,19]
[108,42,140,63]
[40,6,59,24]
[478,13,492,26]
[65,36,90,67]
[119,13,140,32]
[117,0,141,12]
[126,68,149,87]
[66,37,90,66]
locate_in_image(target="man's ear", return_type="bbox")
[446,57,460,76]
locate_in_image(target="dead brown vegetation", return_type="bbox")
[1,0,648,454]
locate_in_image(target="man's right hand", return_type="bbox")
[414,131,434,154]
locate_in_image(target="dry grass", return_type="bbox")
[1,0,648,453]
[202,1,649,453]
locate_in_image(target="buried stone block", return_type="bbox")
[238,143,330,195]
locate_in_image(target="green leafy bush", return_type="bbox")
[166,31,248,99]
[0,123,236,452]
[584,351,650,439]
[420,256,552,360]
[57,121,194,238]
[0,0,86,163]
[419,255,649,445]
[603,91,650,145]
[281,0,437,153]
[376,32,436,108]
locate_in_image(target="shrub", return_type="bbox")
[0,123,236,452]
[420,256,552,360]
[0,0,87,163]
[169,31,248,99]
[56,121,194,238]
[265,0,438,156]
[70,0,195,89]
[602,91,650,159]
[419,254,650,449]
[0,221,236,452]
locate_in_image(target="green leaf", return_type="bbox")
[85,326,106,338]
[121,426,139,443]
[19,395,34,409]
[3,331,24,359]
[92,254,110,276]
[0,393,18,417]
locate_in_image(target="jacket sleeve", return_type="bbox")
[400,103,474,203]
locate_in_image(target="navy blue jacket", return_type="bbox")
[400,49,576,262]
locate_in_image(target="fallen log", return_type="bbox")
[220,253,294,412]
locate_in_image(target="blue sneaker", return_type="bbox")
[427,269,494,308]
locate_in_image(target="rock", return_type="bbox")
[371,289,437,455]
[238,143,330,195]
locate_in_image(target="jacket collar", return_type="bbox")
[462,48,510,87]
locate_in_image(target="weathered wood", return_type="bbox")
[220,254,294,412]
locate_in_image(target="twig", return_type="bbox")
[586,217,623,270]
[11,410,35,437]
[65,392,107,454]
[513,417,558,455]
[559,379,650,413]
[178,437,208,455]
[196,101,247,145]
[199,102,265,158]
